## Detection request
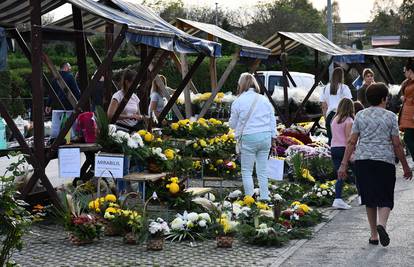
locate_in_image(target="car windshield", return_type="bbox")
[269,75,284,90]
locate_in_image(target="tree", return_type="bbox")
[365,9,401,37]
[399,0,414,49]
[245,0,325,44]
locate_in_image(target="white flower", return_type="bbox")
[222,201,232,209]
[228,189,242,199]
[270,184,278,190]
[127,138,138,149]
[329,191,333,196]
[198,213,211,223]
[203,193,216,202]
[253,188,260,195]
[273,193,283,201]
[130,132,144,147]
[104,212,115,220]
[171,217,185,230]
[292,213,300,221]
[151,147,167,160]
[149,221,162,234]
[108,124,117,135]
[112,130,129,143]
[187,212,199,222]
[322,190,327,196]
[316,192,322,197]
[198,220,207,227]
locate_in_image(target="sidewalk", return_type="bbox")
[281,167,414,267]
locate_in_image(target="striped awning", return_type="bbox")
[173,18,271,59]
[361,47,414,58]
[0,0,65,27]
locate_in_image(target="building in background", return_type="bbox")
[371,35,400,47]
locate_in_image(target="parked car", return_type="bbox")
[256,71,318,95]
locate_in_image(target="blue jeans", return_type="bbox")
[240,132,272,200]
[331,146,345,199]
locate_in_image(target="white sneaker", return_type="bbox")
[358,196,362,205]
[332,198,352,210]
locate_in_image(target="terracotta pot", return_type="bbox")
[147,237,164,251]
[68,233,94,246]
[123,232,137,245]
[216,235,234,248]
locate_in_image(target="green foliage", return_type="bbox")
[0,156,33,267]
[237,223,290,247]
[399,0,414,49]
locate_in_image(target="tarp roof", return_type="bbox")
[262,31,414,63]
[174,18,271,59]
[0,0,220,56]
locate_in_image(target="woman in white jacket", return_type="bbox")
[229,73,276,201]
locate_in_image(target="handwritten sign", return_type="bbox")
[94,153,124,178]
[58,148,81,178]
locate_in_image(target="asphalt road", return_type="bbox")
[281,166,414,267]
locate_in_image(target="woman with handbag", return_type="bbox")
[229,73,276,201]
[399,60,414,162]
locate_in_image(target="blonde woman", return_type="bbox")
[320,67,352,145]
[148,75,167,117]
[229,73,276,201]
[107,69,145,131]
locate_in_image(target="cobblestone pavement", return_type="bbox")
[282,167,414,267]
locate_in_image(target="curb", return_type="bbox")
[269,194,359,267]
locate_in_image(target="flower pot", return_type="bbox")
[68,233,94,246]
[123,232,137,245]
[273,204,282,222]
[148,161,162,173]
[147,237,164,251]
[216,235,234,248]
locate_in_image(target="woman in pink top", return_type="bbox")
[331,98,354,209]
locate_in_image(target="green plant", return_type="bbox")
[237,222,289,247]
[0,157,33,267]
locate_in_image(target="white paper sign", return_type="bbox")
[94,153,124,178]
[58,148,81,178]
[267,157,284,181]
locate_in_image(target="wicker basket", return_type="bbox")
[68,233,94,246]
[104,223,121,236]
[147,237,164,251]
[123,232,137,245]
[216,235,234,248]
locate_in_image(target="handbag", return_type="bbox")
[235,94,260,155]
[267,150,284,181]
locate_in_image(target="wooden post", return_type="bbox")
[158,55,206,123]
[171,53,198,93]
[110,48,158,124]
[139,45,150,115]
[292,56,334,123]
[314,49,319,75]
[280,36,290,124]
[370,58,390,84]
[198,50,240,118]
[378,56,395,84]
[208,34,218,91]
[179,53,192,118]
[29,0,61,208]
[73,5,89,110]
[104,22,114,109]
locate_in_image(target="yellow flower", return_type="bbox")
[171,123,179,130]
[193,161,201,169]
[168,182,180,194]
[320,184,329,190]
[216,92,225,98]
[256,202,270,210]
[156,138,162,142]
[216,159,223,165]
[138,130,147,136]
[221,134,228,142]
[197,118,206,124]
[88,201,98,210]
[199,139,207,147]
[229,132,235,139]
[104,194,117,203]
[164,149,175,160]
[178,119,190,126]
[144,132,154,142]
[193,143,199,149]
[243,195,255,206]
[105,207,118,214]
[235,200,244,206]
[95,208,101,213]
[170,177,179,183]
[299,204,311,213]
[291,201,301,206]
[209,138,215,145]
[301,168,315,183]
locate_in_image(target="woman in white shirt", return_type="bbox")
[320,67,352,145]
[229,73,276,201]
[107,69,145,131]
[148,75,167,117]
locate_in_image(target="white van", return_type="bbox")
[256,71,316,95]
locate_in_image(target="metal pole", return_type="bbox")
[327,0,334,76]
[215,3,218,26]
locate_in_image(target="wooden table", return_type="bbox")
[123,172,167,201]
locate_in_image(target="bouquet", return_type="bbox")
[302,181,335,207]
[148,217,170,238]
[281,201,323,228]
[167,211,212,241]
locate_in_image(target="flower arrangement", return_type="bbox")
[148,217,170,238]
[88,194,118,218]
[167,211,212,241]
[237,222,290,247]
[164,118,229,139]
[301,181,335,207]
[281,201,323,228]
[146,147,173,173]
[269,183,306,203]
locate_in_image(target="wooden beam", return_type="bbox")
[139,45,150,115]
[198,50,240,118]
[280,36,290,123]
[104,22,114,110]
[110,48,158,124]
[370,58,390,84]
[155,76,184,120]
[207,34,218,91]
[48,26,127,159]
[378,56,395,84]
[171,53,198,93]
[8,29,65,109]
[158,55,206,123]
[292,56,334,123]
[180,53,192,118]
[41,53,77,108]
[314,49,319,75]
[73,5,89,110]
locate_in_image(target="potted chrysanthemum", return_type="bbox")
[146,217,170,250]
[215,214,238,248]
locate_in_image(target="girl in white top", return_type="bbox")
[229,73,276,201]
[319,67,352,145]
[148,75,167,118]
[107,69,145,130]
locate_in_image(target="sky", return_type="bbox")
[51,0,403,23]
